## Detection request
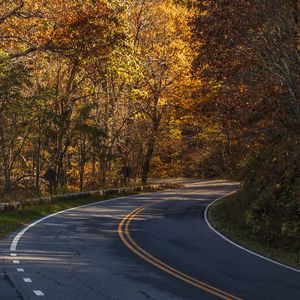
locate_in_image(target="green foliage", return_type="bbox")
[218,136,300,252]
[0,63,32,100]
[209,193,300,268]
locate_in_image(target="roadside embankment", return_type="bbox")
[208,138,300,270]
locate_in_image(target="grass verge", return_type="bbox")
[208,193,300,270]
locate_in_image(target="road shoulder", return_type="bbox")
[206,193,300,272]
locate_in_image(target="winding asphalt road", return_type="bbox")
[0,180,299,300]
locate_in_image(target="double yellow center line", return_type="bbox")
[118,202,243,300]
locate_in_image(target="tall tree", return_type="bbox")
[129,0,193,182]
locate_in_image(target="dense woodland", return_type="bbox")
[0,1,299,248]
[0,0,196,196]
[194,0,300,252]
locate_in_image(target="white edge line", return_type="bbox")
[8,188,176,299]
[204,191,300,274]
[33,290,44,296]
[14,183,299,274]
[10,189,173,252]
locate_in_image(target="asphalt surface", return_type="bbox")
[0,180,299,300]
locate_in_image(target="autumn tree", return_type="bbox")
[189,1,296,174]
[0,60,34,192]
[191,1,300,250]
[193,1,300,134]
[0,0,130,192]
[0,0,199,195]
[128,0,193,182]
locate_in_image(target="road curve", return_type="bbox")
[0,180,299,300]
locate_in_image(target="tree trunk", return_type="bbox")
[100,156,107,186]
[79,136,86,192]
[3,165,11,192]
[141,117,160,184]
[35,139,41,192]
